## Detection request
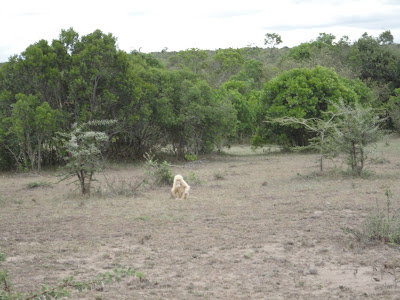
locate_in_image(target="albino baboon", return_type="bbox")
[171,174,190,199]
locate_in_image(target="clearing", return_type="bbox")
[1,139,400,299]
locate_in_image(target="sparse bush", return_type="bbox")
[143,153,173,186]
[0,255,141,300]
[188,172,202,185]
[343,189,400,245]
[94,175,145,198]
[332,101,386,176]
[213,170,226,180]
[58,120,116,195]
[26,180,52,189]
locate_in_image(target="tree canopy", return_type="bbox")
[0,28,399,170]
[252,66,372,147]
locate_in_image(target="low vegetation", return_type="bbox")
[0,259,142,300]
[343,189,400,245]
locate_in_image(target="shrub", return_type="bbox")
[144,153,173,186]
[253,66,371,148]
[332,101,386,176]
[213,170,226,180]
[26,180,52,189]
[188,172,202,185]
[95,175,145,198]
[343,190,400,245]
[184,153,198,161]
[58,120,116,195]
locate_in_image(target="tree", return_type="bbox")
[59,27,79,54]
[0,92,16,171]
[230,59,265,88]
[15,39,67,110]
[35,101,58,171]
[349,33,398,86]
[264,33,283,50]
[252,66,372,148]
[212,48,244,86]
[336,35,351,47]
[107,51,163,158]
[332,101,385,176]
[8,94,58,172]
[270,111,340,172]
[217,80,258,141]
[378,30,394,45]
[60,120,116,195]
[67,30,120,122]
[171,48,208,74]
[10,94,40,171]
[388,88,400,131]
[154,70,237,157]
[286,43,312,61]
[314,33,336,47]
[348,32,400,111]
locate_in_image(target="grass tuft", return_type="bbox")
[26,180,52,189]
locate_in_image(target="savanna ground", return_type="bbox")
[2,138,400,299]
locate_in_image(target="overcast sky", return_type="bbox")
[1,0,400,62]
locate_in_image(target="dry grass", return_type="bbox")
[1,138,400,299]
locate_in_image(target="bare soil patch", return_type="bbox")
[1,139,400,299]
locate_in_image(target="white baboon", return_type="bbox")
[171,174,190,199]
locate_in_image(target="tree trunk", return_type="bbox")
[90,75,100,120]
[26,134,36,172]
[351,141,356,172]
[319,132,324,172]
[359,147,364,175]
[37,137,42,173]
[77,169,92,195]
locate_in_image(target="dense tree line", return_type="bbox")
[1,28,400,171]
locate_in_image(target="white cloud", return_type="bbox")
[1,0,400,61]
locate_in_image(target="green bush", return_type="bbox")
[184,153,198,161]
[144,153,173,186]
[26,180,52,189]
[252,66,372,148]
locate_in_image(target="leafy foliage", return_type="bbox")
[143,153,173,186]
[1,29,400,171]
[348,32,400,106]
[264,33,283,49]
[217,80,258,141]
[331,101,386,175]
[7,94,58,171]
[59,120,116,195]
[252,66,371,148]
[154,70,237,157]
[169,48,208,74]
[388,88,400,131]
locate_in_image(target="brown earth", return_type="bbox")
[1,139,400,299]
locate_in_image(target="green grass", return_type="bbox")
[26,180,52,189]
[220,144,280,156]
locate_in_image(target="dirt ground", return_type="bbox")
[2,139,400,299]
